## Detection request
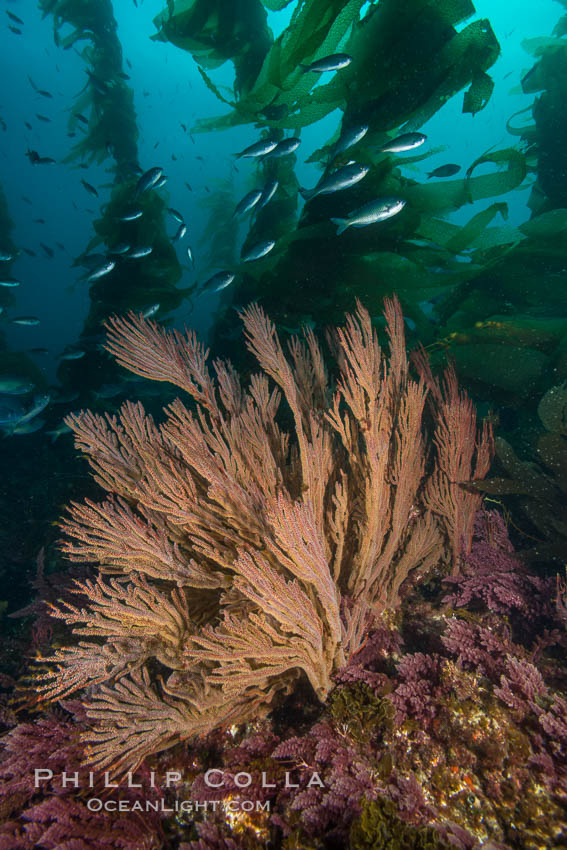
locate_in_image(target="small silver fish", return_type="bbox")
[154,175,167,189]
[45,421,72,442]
[331,197,406,235]
[186,246,194,267]
[108,242,131,255]
[0,279,20,287]
[59,349,86,360]
[92,383,124,400]
[172,223,187,242]
[233,189,263,217]
[301,53,352,73]
[380,132,426,153]
[202,271,236,292]
[17,392,50,425]
[241,240,276,263]
[51,389,80,404]
[167,207,184,223]
[127,246,153,258]
[135,166,163,196]
[0,404,25,427]
[0,251,14,261]
[142,303,160,319]
[81,179,98,197]
[300,163,369,201]
[9,418,45,435]
[0,376,34,395]
[11,316,40,326]
[264,138,300,158]
[235,139,278,159]
[119,208,143,221]
[332,124,368,158]
[0,393,49,431]
[87,259,116,281]
[257,180,278,210]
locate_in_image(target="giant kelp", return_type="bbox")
[156,0,368,132]
[429,26,567,560]
[39,0,184,397]
[198,180,239,272]
[210,141,529,359]
[519,33,567,212]
[56,180,188,398]
[318,0,499,151]
[175,0,500,139]
[152,0,512,346]
[183,0,520,355]
[81,186,185,332]
[419,25,567,406]
[152,0,273,99]
[40,0,138,179]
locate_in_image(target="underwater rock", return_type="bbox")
[451,343,549,399]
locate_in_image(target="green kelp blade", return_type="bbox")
[444,202,508,254]
[411,217,462,250]
[484,437,552,497]
[519,209,567,240]
[64,84,139,170]
[197,67,236,107]
[278,0,359,80]
[463,225,523,254]
[451,342,549,398]
[464,148,527,202]
[199,180,239,270]
[464,315,567,352]
[521,58,548,94]
[405,176,469,215]
[270,80,352,130]
[463,70,494,116]
[553,14,567,37]
[406,147,530,216]
[506,105,536,144]
[153,0,273,97]
[538,433,567,483]
[191,0,365,133]
[522,36,567,57]
[370,17,499,134]
[263,0,364,116]
[260,0,296,9]
[475,476,534,497]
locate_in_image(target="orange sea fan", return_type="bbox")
[34,296,493,774]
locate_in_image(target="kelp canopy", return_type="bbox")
[152,0,273,99]
[154,0,499,137]
[153,0,567,411]
[152,0,510,347]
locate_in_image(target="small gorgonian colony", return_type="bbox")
[34,296,492,774]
